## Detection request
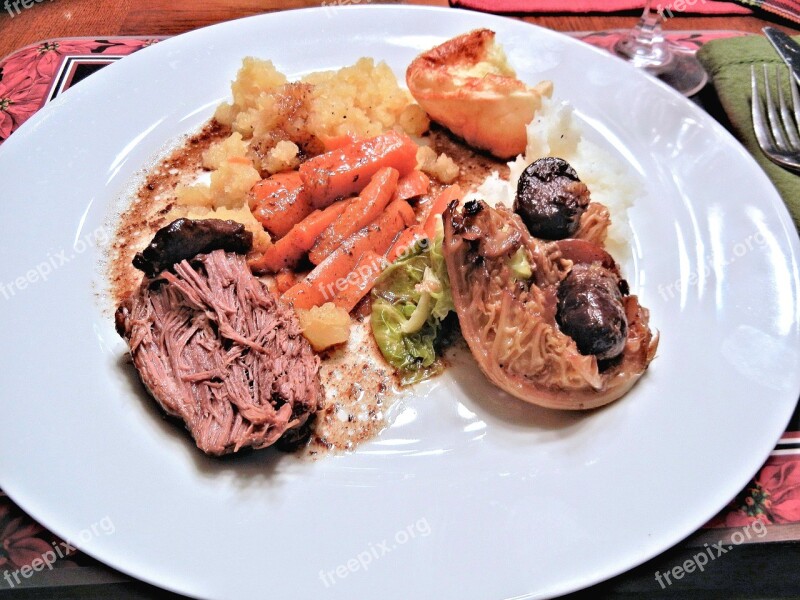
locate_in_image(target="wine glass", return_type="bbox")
[614,0,708,96]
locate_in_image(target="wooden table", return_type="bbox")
[2,1,800,599]
[1,0,799,61]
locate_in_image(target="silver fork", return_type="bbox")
[751,64,800,173]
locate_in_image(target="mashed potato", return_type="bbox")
[416,145,459,184]
[467,97,638,258]
[202,132,249,170]
[215,56,428,148]
[263,140,301,174]
[303,58,428,139]
[176,158,260,210]
[213,58,288,137]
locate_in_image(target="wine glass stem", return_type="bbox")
[616,0,672,70]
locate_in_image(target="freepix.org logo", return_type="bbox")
[4,0,55,19]
[2,516,115,588]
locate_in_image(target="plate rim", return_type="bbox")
[0,6,798,599]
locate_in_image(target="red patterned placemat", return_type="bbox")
[0,33,797,592]
[0,37,165,143]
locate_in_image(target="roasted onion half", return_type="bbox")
[442,200,658,410]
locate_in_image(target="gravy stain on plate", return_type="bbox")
[306,317,406,457]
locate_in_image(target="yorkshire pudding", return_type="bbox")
[406,29,553,159]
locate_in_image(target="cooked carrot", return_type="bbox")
[299,130,418,208]
[283,200,413,310]
[308,167,399,265]
[333,251,386,312]
[275,269,297,294]
[248,199,348,274]
[393,198,417,228]
[335,222,429,311]
[293,200,350,249]
[249,172,313,239]
[385,225,427,264]
[336,222,429,312]
[227,156,253,166]
[423,184,462,239]
[319,133,362,152]
[392,170,430,203]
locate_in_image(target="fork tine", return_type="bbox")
[777,66,800,150]
[752,64,800,173]
[791,68,800,140]
[764,65,791,152]
[752,65,775,153]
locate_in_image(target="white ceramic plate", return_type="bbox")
[0,6,798,599]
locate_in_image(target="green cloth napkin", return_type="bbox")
[698,35,800,228]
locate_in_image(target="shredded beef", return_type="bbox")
[116,249,322,455]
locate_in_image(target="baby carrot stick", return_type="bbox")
[282,199,414,310]
[333,251,386,312]
[299,130,418,208]
[248,199,348,274]
[423,184,462,239]
[308,167,399,265]
[249,171,313,239]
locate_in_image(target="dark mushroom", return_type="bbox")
[132,218,253,278]
[556,263,628,361]
[514,157,590,240]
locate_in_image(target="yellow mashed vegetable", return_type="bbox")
[215,57,428,142]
